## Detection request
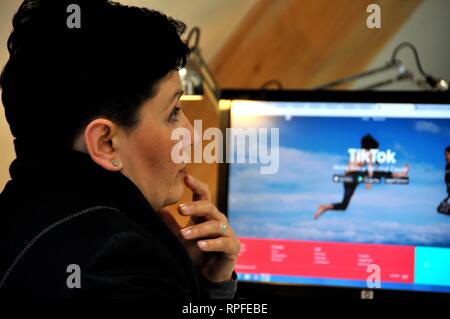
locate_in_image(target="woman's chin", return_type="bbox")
[164,178,185,206]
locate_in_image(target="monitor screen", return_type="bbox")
[222,91,450,294]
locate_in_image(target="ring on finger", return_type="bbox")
[219,222,227,235]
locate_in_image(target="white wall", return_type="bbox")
[353,0,450,90]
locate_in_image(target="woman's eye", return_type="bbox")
[169,105,181,122]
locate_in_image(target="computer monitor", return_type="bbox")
[218,90,450,300]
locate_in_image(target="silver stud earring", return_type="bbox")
[111,159,120,167]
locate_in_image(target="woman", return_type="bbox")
[0,0,240,299]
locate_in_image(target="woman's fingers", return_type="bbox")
[196,237,240,256]
[184,174,211,201]
[178,200,226,223]
[179,175,241,266]
[181,220,231,240]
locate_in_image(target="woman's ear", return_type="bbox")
[83,119,123,171]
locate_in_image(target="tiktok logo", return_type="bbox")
[348,148,397,164]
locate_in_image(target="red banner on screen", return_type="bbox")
[236,237,415,283]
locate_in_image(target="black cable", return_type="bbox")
[390,42,447,90]
[391,42,427,76]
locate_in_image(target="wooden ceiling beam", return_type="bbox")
[211,0,422,89]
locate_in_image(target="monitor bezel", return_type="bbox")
[217,89,450,300]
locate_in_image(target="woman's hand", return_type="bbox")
[158,174,240,283]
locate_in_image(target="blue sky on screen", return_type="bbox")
[228,111,450,247]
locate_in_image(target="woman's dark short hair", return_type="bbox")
[446,146,450,154]
[1,0,189,151]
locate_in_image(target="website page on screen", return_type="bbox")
[227,100,450,293]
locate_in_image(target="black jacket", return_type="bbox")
[0,148,235,299]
